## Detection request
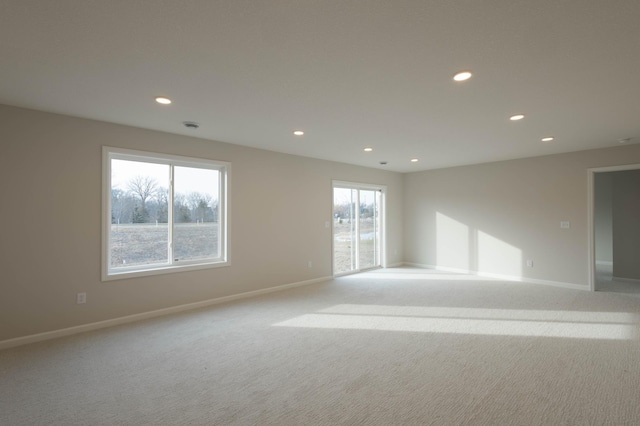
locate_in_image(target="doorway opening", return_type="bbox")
[588,164,640,294]
[332,181,385,276]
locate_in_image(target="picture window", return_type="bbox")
[102,147,230,280]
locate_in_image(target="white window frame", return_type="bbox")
[102,146,230,281]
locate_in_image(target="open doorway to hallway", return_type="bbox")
[590,165,640,296]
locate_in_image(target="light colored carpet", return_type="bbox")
[1,267,640,425]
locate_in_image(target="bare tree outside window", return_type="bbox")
[127,175,159,223]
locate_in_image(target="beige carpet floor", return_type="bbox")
[1,267,639,425]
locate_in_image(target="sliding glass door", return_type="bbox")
[333,182,383,275]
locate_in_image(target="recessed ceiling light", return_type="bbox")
[411,158,419,162]
[510,114,525,121]
[364,147,373,152]
[155,96,172,105]
[453,71,472,82]
[541,137,554,142]
[293,130,304,136]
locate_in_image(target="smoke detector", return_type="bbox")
[183,121,200,129]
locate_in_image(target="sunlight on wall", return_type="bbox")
[273,304,637,340]
[436,212,469,270]
[477,231,522,277]
[435,212,523,278]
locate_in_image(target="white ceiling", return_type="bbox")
[1,1,639,173]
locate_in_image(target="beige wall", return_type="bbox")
[403,144,640,288]
[0,105,404,342]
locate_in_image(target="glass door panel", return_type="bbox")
[359,190,378,270]
[333,188,357,274]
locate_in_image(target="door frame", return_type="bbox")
[332,180,387,276]
[587,163,640,291]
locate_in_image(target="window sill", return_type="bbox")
[102,260,230,282]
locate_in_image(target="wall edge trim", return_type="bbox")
[0,276,332,350]
[611,276,640,283]
[403,262,588,291]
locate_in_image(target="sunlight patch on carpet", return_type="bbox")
[273,305,637,340]
[319,305,637,323]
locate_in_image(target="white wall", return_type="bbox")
[403,144,640,288]
[0,105,404,342]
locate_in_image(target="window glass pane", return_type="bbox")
[173,166,220,262]
[110,159,170,269]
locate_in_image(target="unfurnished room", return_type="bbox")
[1,1,640,425]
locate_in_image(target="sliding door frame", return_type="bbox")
[332,180,387,276]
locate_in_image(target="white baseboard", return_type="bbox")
[596,260,613,266]
[612,275,640,283]
[404,263,468,274]
[402,262,431,268]
[403,262,588,291]
[385,262,404,268]
[518,276,588,291]
[0,276,332,351]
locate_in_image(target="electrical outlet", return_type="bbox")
[526,260,534,268]
[325,221,330,228]
[308,261,313,268]
[560,221,570,229]
[77,292,87,304]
